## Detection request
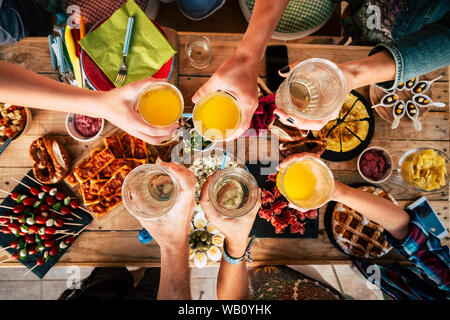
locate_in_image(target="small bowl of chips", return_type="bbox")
[398,148,449,192]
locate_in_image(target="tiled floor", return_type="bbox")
[0,265,384,300]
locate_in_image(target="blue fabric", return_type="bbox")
[138,228,153,244]
[0,0,25,44]
[177,0,225,19]
[369,0,450,90]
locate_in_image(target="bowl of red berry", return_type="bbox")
[357,146,393,184]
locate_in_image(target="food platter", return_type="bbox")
[0,171,92,278]
[0,103,32,146]
[315,91,375,162]
[63,127,161,221]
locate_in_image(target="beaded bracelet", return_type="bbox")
[223,236,256,265]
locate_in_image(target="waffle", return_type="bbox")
[331,186,397,258]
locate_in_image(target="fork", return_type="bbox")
[114,17,135,87]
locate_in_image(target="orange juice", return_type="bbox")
[276,157,334,210]
[137,83,183,127]
[279,162,316,201]
[193,91,240,141]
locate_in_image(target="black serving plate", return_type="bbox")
[247,162,319,238]
[0,170,92,278]
[323,183,392,259]
[320,91,375,162]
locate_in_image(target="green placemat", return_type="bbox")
[245,0,335,33]
[79,0,177,86]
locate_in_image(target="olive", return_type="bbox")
[189,239,195,248]
[200,233,208,242]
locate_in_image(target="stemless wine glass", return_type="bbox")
[208,167,260,218]
[122,164,178,220]
[275,58,347,120]
[185,35,212,69]
[276,156,334,211]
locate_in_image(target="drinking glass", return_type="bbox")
[275,58,347,120]
[208,167,260,218]
[122,164,178,220]
[185,35,212,69]
[276,156,334,211]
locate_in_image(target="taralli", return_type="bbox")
[29,137,71,184]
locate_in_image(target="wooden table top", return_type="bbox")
[0,31,448,267]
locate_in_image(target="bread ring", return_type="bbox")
[29,136,71,184]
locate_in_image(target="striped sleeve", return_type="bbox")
[384,211,450,292]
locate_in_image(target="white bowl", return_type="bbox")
[357,146,393,184]
[65,113,104,142]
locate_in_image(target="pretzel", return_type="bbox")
[279,130,327,157]
[29,137,70,184]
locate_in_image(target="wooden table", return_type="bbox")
[0,31,448,267]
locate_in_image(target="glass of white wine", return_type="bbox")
[185,35,212,69]
[122,164,178,220]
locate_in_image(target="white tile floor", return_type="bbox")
[0,265,384,300]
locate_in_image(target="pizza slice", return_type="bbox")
[132,137,148,162]
[120,132,134,158]
[98,165,132,200]
[99,158,146,178]
[89,195,122,218]
[73,148,115,183]
[341,126,361,152]
[78,181,101,205]
[104,135,124,159]
[344,120,369,142]
[89,179,108,195]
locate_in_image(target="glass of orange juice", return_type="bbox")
[193,91,241,142]
[137,82,184,128]
[276,156,334,211]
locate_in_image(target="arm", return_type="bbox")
[0,61,177,144]
[199,174,261,300]
[139,162,197,300]
[331,181,410,240]
[368,11,450,90]
[217,239,251,300]
[192,0,290,141]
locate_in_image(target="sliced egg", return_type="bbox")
[189,248,194,260]
[189,221,194,233]
[193,251,207,268]
[206,245,222,261]
[193,208,207,229]
[212,234,224,247]
[206,223,220,234]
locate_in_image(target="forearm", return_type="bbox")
[0,61,103,117]
[339,51,396,90]
[237,0,289,61]
[332,182,410,240]
[217,240,250,300]
[158,245,191,300]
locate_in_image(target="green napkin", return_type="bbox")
[79,0,176,86]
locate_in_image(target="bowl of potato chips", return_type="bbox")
[398,148,449,192]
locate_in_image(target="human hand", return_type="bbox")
[199,173,261,257]
[276,151,320,171]
[139,161,197,250]
[98,77,179,145]
[192,50,259,141]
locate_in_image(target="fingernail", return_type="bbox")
[279,65,290,74]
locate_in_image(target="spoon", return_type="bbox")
[405,77,419,90]
[406,100,422,131]
[412,75,442,94]
[372,93,399,108]
[412,94,446,108]
[391,100,405,129]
